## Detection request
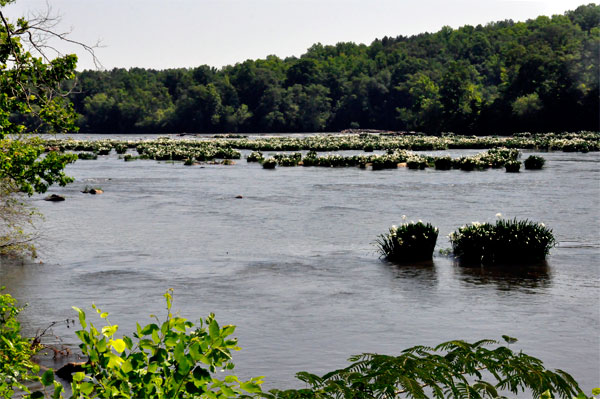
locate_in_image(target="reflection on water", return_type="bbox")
[0,149,598,392]
[380,259,438,290]
[453,260,551,291]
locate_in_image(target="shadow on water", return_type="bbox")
[379,259,437,289]
[452,259,551,291]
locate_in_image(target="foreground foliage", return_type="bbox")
[1,291,597,399]
[449,219,556,264]
[0,289,41,398]
[376,221,439,262]
[267,336,584,399]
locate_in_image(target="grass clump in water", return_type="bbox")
[261,158,277,169]
[376,221,439,262]
[247,151,264,162]
[449,218,555,264]
[505,160,521,172]
[524,155,545,169]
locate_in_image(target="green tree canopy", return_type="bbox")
[67,4,599,135]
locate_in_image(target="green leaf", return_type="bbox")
[209,319,220,339]
[102,324,118,337]
[111,338,126,353]
[140,323,159,336]
[41,369,54,386]
[79,382,95,396]
[222,325,236,336]
[240,382,262,393]
[72,306,87,329]
[502,335,518,344]
[72,372,86,383]
[122,359,133,374]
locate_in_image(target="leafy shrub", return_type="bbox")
[450,219,556,264]
[22,290,264,399]
[0,289,44,398]
[524,155,546,169]
[505,160,521,172]
[376,221,438,261]
[406,157,428,170]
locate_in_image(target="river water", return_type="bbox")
[0,141,598,392]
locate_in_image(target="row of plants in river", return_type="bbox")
[1,289,596,399]
[43,132,599,159]
[45,135,551,171]
[376,218,556,264]
[256,149,545,172]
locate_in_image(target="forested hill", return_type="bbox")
[70,4,599,134]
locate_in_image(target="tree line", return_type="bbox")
[68,4,599,135]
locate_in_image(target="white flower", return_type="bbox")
[496,213,502,219]
[472,221,481,227]
[401,215,407,220]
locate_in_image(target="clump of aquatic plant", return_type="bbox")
[114,143,128,154]
[183,158,194,166]
[371,155,400,170]
[450,218,556,264]
[480,148,520,168]
[376,221,439,262]
[455,157,480,171]
[246,151,264,162]
[273,152,302,166]
[524,155,546,170]
[123,154,146,161]
[406,156,428,170]
[434,156,452,170]
[262,158,277,169]
[505,160,521,173]
[77,152,98,160]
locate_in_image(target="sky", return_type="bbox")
[4,0,591,71]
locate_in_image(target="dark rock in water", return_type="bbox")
[235,195,243,199]
[56,362,86,381]
[44,194,65,202]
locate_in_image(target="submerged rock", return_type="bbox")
[44,194,65,202]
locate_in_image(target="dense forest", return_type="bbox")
[68,4,599,134]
